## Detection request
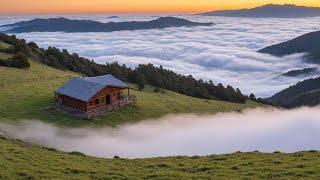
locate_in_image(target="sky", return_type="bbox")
[1,0,320,14]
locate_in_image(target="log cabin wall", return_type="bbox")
[57,94,87,112]
[87,86,123,112]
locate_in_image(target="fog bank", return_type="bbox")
[0,107,319,158]
[1,15,320,96]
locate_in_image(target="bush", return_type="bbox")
[0,59,9,67]
[28,41,39,49]
[9,52,30,69]
[153,88,166,94]
[249,93,256,100]
[135,73,146,91]
[69,151,86,156]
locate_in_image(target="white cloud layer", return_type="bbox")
[1,15,320,97]
[0,107,319,158]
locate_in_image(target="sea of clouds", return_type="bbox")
[1,107,319,159]
[0,15,320,97]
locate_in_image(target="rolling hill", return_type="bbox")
[200,4,320,18]
[1,17,213,33]
[259,30,320,64]
[281,67,319,77]
[0,38,258,127]
[268,76,320,107]
[1,137,320,179]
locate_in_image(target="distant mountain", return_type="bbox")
[259,30,320,63]
[1,17,213,33]
[268,76,320,107]
[200,4,320,18]
[107,16,119,19]
[281,67,318,77]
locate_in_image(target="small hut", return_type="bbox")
[54,74,134,119]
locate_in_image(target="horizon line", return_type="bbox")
[2,3,320,16]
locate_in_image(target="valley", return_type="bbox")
[1,8,320,179]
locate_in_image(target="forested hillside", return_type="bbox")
[0,33,258,127]
[259,30,320,63]
[268,76,320,107]
[0,33,246,103]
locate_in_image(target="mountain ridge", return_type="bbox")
[200,4,320,18]
[1,17,213,33]
[259,30,320,63]
[268,76,320,107]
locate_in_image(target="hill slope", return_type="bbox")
[259,30,320,63]
[1,137,320,179]
[281,67,319,77]
[200,4,320,18]
[1,17,213,33]
[0,60,257,127]
[268,76,320,107]
[0,40,257,127]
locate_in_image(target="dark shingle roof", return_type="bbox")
[83,74,128,88]
[56,74,128,102]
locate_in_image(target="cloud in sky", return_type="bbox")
[1,107,319,158]
[1,15,320,97]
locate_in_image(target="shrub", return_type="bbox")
[158,163,169,168]
[9,52,30,69]
[249,93,256,100]
[153,88,166,94]
[69,151,86,156]
[28,42,39,49]
[0,59,9,67]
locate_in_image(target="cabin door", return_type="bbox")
[105,95,111,105]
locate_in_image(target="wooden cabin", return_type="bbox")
[54,74,134,119]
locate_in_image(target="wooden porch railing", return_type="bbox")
[86,95,136,119]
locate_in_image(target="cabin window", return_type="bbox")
[89,101,94,106]
[113,93,116,97]
[95,99,99,105]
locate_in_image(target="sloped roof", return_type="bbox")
[83,74,128,88]
[56,74,128,102]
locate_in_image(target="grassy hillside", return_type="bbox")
[0,57,259,127]
[0,40,13,60]
[0,40,11,49]
[1,137,320,179]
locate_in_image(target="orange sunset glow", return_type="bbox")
[1,0,320,14]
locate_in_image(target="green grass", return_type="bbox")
[0,58,260,127]
[0,40,11,49]
[0,52,13,60]
[0,137,319,179]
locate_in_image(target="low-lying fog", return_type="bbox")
[0,107,319,159]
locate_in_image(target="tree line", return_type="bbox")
[40,47,247,103]
[0,34,31,68]
[0,33,247,103]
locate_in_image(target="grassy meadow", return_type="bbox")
[0,56,259,127]
[1,137,320,179]
[0,52,13,60]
